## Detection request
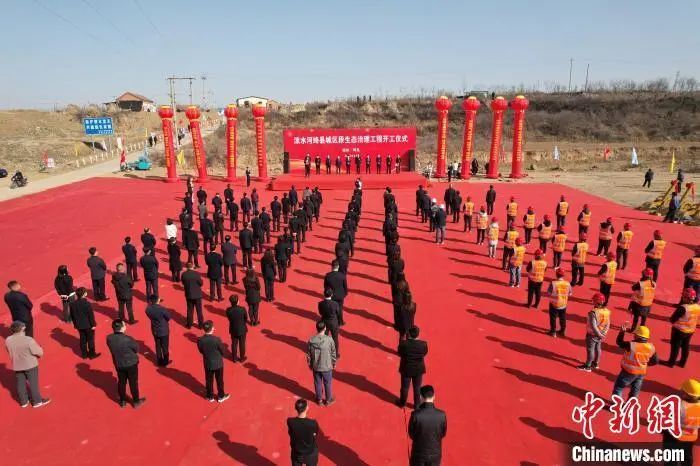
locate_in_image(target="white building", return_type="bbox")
[236,96,281,110]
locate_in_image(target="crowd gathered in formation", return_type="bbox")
[302,153,404,178]
[3,175,698,465]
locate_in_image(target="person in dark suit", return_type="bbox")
[223,184,234,211]
[140,228,156,251]
[212,193,223,212]
[87,247,108,301]
[485,185,497,215]
[106,319,145,408]
[54,265,75,323]
[397,326,428,408]
[184,192,194,214]
[196,186,207,205]
[326,154,332,174]
[197,320,229,402]
[182,228,200,268]
[111,263,135,323]
[69,287,100,359]
[251,188,260,215]
[376,154,382,174]
[289,216,303,254]
[245,167,251,187]
[239,222,254,269]
[122,237,139,281]
[221,235,239,285]
[323,260,347,326]
[200,214,216,255]
[289,186,299,208]
[271,196,282,232]
[205,244,224,301]
[213,208,226,245]
[281,193,291,224]
[4,281,34,337]
[274,236,289,283]
[251,213,264,253]
[167,238,182,281]
[294,203,308,242]
[318,289,341,358]
[145,295,171,366]
[240,193,252,224]
[228,199,240,232]
[260,249,277,302]
[260,207,272,244]
[225,294,247,362]
[139,248,159,299]
[243,268,262,326]
[408,385,447,465]
[287,399,320,466]
[181,263,204,329]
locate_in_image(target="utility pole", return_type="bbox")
[584,63,590,93]
[187,78,194,105]
[568,58,574,93]
[672,70,680,91]
[201,74,208,110]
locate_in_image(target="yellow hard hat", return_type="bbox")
[681,378,700,397]
[634,325,650,339]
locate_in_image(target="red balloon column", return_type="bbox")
[252,103,268,179]
[224,104,238,182]
[487,96,508,179]
[509,95,529,178]
[434,96,452,178]
[185,105,209,183]
[460,96,481,179]
[158,105,178,183]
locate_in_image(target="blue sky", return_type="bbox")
[1,0,698,108]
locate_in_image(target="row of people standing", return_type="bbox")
[304,154,404,177]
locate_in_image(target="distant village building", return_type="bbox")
[108,92,156,112]
[236,96,281,110]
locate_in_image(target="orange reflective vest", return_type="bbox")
[464,202,474,216]
[539,224,552,240]
[477,214,488,229]
[679,400,700,442]
[529,260,547,283]
[524,214,536,229]
[557,201,569,216]
[507,202,518,217]
[552,233,567,252]
[618,230,634,250]
[599,224,613,241]
[620,341,655,375]
[647,239,666,259]
[601,260,617,285]
[633,279,656,306]
[488,225,499,241]
[550,279,571,308]
[511,245,526,267]
[504,230,519,248]
[579,212,591,227]
[673,303,700,334]
[573,242,589,265]
[586,307,611,336]
[687,257,700,281]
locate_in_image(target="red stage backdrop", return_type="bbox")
[282,127,417,174]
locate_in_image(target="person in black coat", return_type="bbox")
[289,216,303,254]
[179,209,194,242]
[318,289,341,357]
[140,228,156,251]
[106,319,145,408]
[69,287,100,359]
[139,248,159,299]
[238,223,254,269]
[243,268,262,326]
[225,294,248,362]
[228,199,240,232]
[182,228,200,268]
[260,207,272,243]
[251,213,264,253]
[336,251,349,275]
[245,167,251,187]
[205,244,224,301]
[213,209,226,245]
[54,265,75,323]
[396,326,428,408]
[200,214,216,254]
[167,238,182,281]
[485,184,497,215]
[221,236,239,285]
[87,247,108,301]
[184,192,194,214]
[212,193,223,212]
[240,193,252,223]
[281,193,291,224]
[196,186,207,205]
[270,196,282,232]
[312,188,323,220]
[289,186,299,208]
[274,237,289,283]
[408,385,447,465]
[145,295,171,366]
[323,260,348,326]
[122,237,139,281]
[111,263,135,323]
[181,263,204,329]
[223,184,234,210]
[4,281,34,337]
[197,320,229,402]
[260,249,277,302]
[294,204,308,242]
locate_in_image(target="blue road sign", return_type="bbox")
[83,117,114,135]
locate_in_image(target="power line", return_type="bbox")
[32,0,106,44]
[80,0,136,46]
[132,0,165,40]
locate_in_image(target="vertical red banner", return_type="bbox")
[488,97,508,179]
[460,97,481,179]
[224,104,238,181]
[252,104,268,179]
[509,95,529,178]
[185,105,209,183]
[158,105,178,182]
[434,96,452,178]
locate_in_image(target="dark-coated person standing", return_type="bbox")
[182,227,200,268]
[181,262,205,329]
[139,248,159,299]
[106,319,146,408]
[239,222,254,269]
[275,236,289,283]
[140,228,156,251]
[243,268,262,326]
[87,247,108,301]
[4,280,34,337]
[323,260,347,326]
[197,320,230,403]
[225,294,248,362]
[122,236,139,281]
[205,244,224,301]
[145,295,171,366]
[111,263,135,323]
[200,213,216,254]
[221,235,239,285]
[408,385,447,466]
[271,196,282,232]
[485,184,497,215]
[261,249,277,302]
[167,237,182,281]
[318,288,341,358]
[287,399,319,466]
[69,287,100,359]
[396,326,428,408]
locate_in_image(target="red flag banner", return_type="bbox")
[603,146,611,160]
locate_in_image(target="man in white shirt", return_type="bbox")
[165,219,178,241]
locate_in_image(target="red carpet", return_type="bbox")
[268,171,429,191]
[0,176,696,465]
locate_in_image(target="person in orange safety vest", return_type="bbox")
[522,206,536,244]
[595,216,615,256]
[612,324,657,399]
[597,252,618,306]
[643,230,666,282]
[462,196,475,233]
[661,378,700,465]
[571,233,589,287]
[537,214,553,254]
[508,237,526,288]
[487,217,499,258]
[526,249,547,308]
[546,267,572,337]
[629,268,656,332]
[664,288,700,368]
[506,196,518,229]
[615,222,634,270]
[682,246,700,300]
[551,227,567,268]
[577,204,592,237]
[502,224,519,270]
[555,195,568,229]
[475,206,488,245]
[577,292,611,371]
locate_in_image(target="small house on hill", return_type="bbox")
[236,96,281,110]
[111,92,156,112]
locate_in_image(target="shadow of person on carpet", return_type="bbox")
[243,362,316,400]
[295,269,326,281]
[212,431,276,466]
[519,416,584,444]
[494,366,593,400]
[297,255,334,268]
[351,288,392,304]
[486,335,580,367]
[340,328,395,355]
[458,289,523,307]
[453,272,509,287]
[351,271,388,285]
[75,362,119,403]
[344,305,394,328]
[50,327,83,358]
[203,303,227,318]
[288,286,324,301]
[333,370,395,404]
[466,309,545,335]
[274,302,318,322]
[0,362,19,402]
[261,328,307,352]
[449,256,502,270]
[306,245,336,255]
[40,302,64,321]
[0,322,11,339]
[157,365,205,398]
[318,430,371,466]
